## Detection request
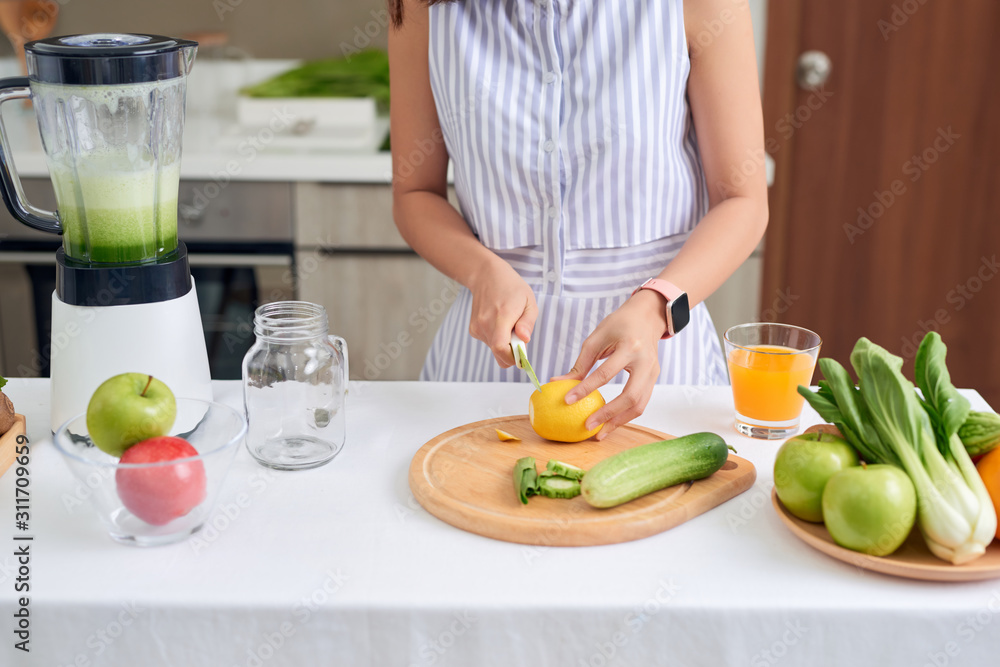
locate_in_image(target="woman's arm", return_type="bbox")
[389,0,537,367]
[557,0,768,436]
[660,0,769,306]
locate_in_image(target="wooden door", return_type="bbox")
[762,0,1000,407]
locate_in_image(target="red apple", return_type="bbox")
[116,437,207,526]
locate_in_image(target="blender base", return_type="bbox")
[48,279,213,432]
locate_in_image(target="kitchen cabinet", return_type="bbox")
[294,183,454,381]
[0,264,37,375]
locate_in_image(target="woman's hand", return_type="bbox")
[391,1,534,370]
[552,290,668,439]
[466,257,538,368]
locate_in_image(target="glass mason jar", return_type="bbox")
[242,302,347,470]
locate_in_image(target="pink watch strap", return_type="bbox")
[632,278,685,340]
[633,278,684,301]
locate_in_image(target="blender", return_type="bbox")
[0,34,212,431]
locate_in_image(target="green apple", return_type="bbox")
[822,464,917,557]
[86,373,176,457]
[773,431,859,522]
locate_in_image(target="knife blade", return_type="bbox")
[510,333,542,392]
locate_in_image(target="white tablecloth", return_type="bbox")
[1,379,999,667]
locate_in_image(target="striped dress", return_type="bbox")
[421,0,728,386]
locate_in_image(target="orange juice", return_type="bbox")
[727,344,817,422]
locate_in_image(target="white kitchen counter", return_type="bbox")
[1,378,999,666]
[2,108,394,184]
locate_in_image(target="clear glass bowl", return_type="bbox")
[52,398,247,546]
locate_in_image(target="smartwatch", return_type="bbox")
[632,278,690,339]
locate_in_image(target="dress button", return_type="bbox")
[543,140,556,153]
[547,205,558,218]
[546,271,558,283]
[543,71,556,84]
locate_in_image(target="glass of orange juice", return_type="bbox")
[724,323,822,439]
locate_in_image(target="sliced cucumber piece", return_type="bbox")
[537,475,582,499]
[545,459,586,481]
[513,457,539,505]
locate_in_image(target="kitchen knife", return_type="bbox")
[510,333,542,392]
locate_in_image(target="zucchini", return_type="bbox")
[537,475,581,499]
[513,457,539,505]
[581,432,733,508]
[959,411,1000,457]
[545,459,585,481]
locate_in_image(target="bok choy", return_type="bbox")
[912,333,997,562]
[799,333,997,565]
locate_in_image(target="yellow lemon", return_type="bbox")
[495,428,521,442]
[528,379,605,442]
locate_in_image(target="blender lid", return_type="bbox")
[25,33,197,85]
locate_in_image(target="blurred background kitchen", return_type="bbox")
[0,0,396,60]
[0,0,996,408]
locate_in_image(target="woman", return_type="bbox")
[389,0,767,439]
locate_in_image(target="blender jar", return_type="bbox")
[0,33,197,264]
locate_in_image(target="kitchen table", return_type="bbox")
[1,378,998,667]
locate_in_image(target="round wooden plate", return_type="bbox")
[772,489,1000,581]
[408,415,756,546]
[787,423,1000,580]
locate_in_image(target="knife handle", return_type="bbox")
[510,333,527,369]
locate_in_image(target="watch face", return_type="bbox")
[668,293,690,335]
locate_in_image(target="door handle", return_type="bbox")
[796,50,832,90]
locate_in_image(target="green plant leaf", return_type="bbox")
[801,358,897,466]
[914,331,971,443]
[850,338,940,465]
[0,375,6,390]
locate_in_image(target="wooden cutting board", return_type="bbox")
[408,416,756,546]
[0,414,26,479]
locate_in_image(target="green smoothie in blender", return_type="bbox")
[53,160,180,264]
[28,77,187,266]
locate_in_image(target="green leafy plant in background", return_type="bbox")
[0,375,6,391]
[241,49,391,112]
